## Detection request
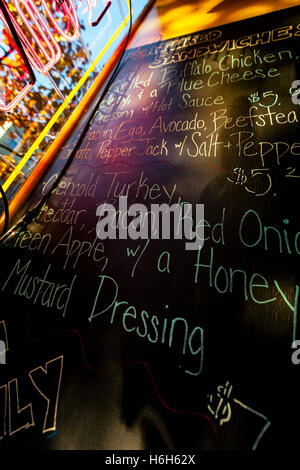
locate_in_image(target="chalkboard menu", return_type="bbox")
[0,5,300,450]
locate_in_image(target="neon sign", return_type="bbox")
[0,0,112,111]
[86,0,111,27]
[12,0,62,73]
[41,0,80,41]
[0,0,36,111]
[1,0,135,196]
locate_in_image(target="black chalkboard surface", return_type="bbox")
[0,5,300,450]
